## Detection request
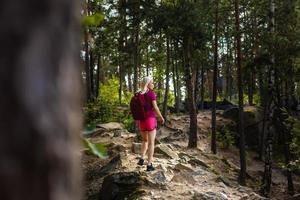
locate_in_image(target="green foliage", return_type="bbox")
[289,116,300,170]
[82,138,108,159]
[82,13,104,26]
[167,92,175,107]
[252,94,261,105]
[216,126,235,149]
[83,77,135,132]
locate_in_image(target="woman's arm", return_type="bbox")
[152,100,165,124]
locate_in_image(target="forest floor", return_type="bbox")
[81,110,300,200]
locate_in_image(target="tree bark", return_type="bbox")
[0,0,82,199]
[171,42,178,113]
[262,0,275,196]
[132,2,140,93]
[183,34,198,148]
[175,41,181,113]
[194,63,200,112]
[89,51,94,99]
[234,0,246,185]
[211,0,219,154]
[84,1,91,102]
[200,64,205,110]
[163,37,170,119]
[96,54,101,98]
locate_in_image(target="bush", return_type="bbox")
[83,77,135,131]
[216,126,235,149]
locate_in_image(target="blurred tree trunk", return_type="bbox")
[0,0,82,199]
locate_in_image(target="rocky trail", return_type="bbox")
[81,110,300,200]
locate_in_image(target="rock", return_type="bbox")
[106,143,126,154]
[214,176,232,187]
[97,122,125,131]
[286,194,300,200]
[223,106,262,149]
[188,158,210,169]
[82,128,104,137]
[155,137,161,144]
[132,143,142,154]
[155,144,179,159]
[113,130,124,137]
[152,170,174,183]
[171,172,197,184]
[173,163,194,172]
[192,191,228,200]
[99,154,122,175]
[237,186,253,194]
[179,156,190,163]
[239,192,268,200]
[99,171,146,200]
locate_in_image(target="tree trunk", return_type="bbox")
[132,3,140,93]
[194,63,200,112]
[96,54,101,98]
[84,28,91,102]
[128,67,133,92]
[89,51,94,99]
[284,80,294,194]
[211,0,219,154]
[84,1,91,102]
[234,0,246,185]
[262,0,275,196]
[248,69,254,106]
[163,37,170,119]
[0,0,82,199]
[183,34,198,148]
[175,41,181,113]
[119,54,123,105]
[200,64,205,110]
[146,46,149,76]
[171,42,178,113]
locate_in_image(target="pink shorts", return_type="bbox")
[138,117,157,131]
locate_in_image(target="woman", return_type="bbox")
[137,76,165,171]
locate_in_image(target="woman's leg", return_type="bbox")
[140,131,148,159]
[147,129,156,164]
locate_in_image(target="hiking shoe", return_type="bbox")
[146,163,155,171]
[137,158,144,166]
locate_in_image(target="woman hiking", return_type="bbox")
[137,76,165,171]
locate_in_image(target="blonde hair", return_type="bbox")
[141,76,152,87]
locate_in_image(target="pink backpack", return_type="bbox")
[130,92,148,120]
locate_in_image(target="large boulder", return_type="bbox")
[97,122,125,131]
[192,191,228,200]
[82,128,105,137]
[98,154,122,176]
[223,106,262,149]
[132,143,142,154]
[200,99,237,110]
[155,144,179,160]
[240,192,268,200]
[99,172,146,200]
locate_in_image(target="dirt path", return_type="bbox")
[82,111,300,200]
